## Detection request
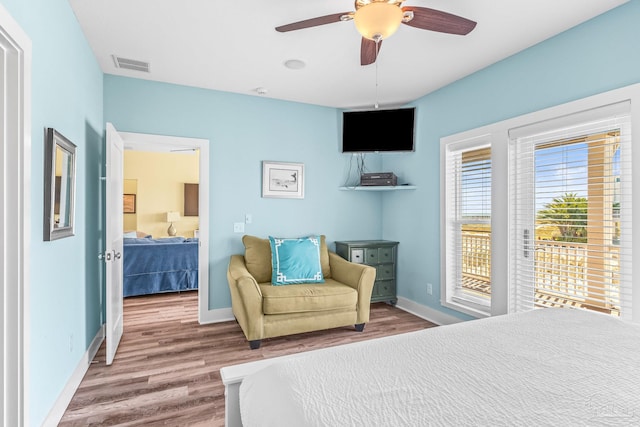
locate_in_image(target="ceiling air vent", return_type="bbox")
[112,55,150,73]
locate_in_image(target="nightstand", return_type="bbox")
[335,240,398,304]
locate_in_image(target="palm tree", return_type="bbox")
[537,193,588,243]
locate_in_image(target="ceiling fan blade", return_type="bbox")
[275,12,351,32]
[361,38,383,66]
[402,7,476,35]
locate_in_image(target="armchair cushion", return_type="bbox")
[259,279,357,315]
[243,234,331,283]
[269,235,324,285]
[242,235,272,282]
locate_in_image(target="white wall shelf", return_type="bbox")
[339,185,417,191]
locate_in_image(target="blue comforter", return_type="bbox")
[123,237,199,297]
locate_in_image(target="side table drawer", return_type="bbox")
[350,248,364,264]
[377,281,396,299]
[376,264,394,280]
[364,248,379,264]
[378,247,394,263]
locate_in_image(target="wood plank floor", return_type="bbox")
[58,291,436,426]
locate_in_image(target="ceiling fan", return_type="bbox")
[275,0,477,66]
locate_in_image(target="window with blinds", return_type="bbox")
[444,142,492,316]
[509,102,632,318]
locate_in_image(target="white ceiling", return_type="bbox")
[69,0,628,109]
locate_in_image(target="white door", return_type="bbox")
[509,104,632,316]
[105,122,124,365]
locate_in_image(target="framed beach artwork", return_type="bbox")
[262,161,304,199]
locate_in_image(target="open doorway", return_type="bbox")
[118,131,210,323]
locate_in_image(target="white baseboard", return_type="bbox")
[42,325,105,427]
[395,297,465,326]
[199,301,463,327]
[199,307,235,324]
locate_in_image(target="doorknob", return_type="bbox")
[113,250,121,260]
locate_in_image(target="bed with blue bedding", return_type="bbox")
[123,237,199,297]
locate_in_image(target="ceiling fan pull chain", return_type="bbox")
[374,37,380,109]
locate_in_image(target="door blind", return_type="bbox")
[509,102,632,318]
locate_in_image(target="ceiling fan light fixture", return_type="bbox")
[354,2,403,41]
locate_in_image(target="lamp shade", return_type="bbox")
[354,2,403,41]
[166,211,180,223]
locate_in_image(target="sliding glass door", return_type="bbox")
[510,102,632,318]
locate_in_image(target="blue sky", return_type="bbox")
[535,140,620,210]
[461,135,621,218]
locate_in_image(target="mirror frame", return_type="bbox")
[43,127,77,241]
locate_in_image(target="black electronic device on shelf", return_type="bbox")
[360,172,398,186]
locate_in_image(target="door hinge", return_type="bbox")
[98,251,112,261]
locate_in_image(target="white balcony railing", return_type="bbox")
[461,231,620,314]
[461,231,491,280]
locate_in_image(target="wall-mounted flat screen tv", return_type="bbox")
[342,107,415,153]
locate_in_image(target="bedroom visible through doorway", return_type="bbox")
[122,148,200,319]
[117,131,210,324]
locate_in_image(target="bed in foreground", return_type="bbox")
[221,308,640,426]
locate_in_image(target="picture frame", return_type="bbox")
[43,128,76,241]
[262,161,304,199]
[123,194,136,214]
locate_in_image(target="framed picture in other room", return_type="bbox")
[123,194,136,213]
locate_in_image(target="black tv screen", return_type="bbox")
[342,107,415,153]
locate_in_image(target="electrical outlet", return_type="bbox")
[426,283,433,295]
[233,222,245,233]
[69,334,74,352]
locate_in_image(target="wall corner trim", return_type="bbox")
[199,307,235,324]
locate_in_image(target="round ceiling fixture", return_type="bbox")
[354,1,403,41]
[284,59,306,70]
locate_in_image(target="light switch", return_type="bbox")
[245,214,252,224]
[233,222,245,233]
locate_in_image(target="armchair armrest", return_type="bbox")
[328,252,376,323]
[227,255,264,340]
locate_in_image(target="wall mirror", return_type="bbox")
[44,128,76,241]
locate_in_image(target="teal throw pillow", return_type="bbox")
[269,236,325,285]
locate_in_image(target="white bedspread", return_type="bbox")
[239,308,640,426]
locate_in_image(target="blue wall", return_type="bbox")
[104,76,384,309]
[382,0,640,320]
[0,0,104,425]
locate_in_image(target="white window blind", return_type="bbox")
[509,102,632,318]
[444,141,492,315]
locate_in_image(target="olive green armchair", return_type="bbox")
[227,235,376,349]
